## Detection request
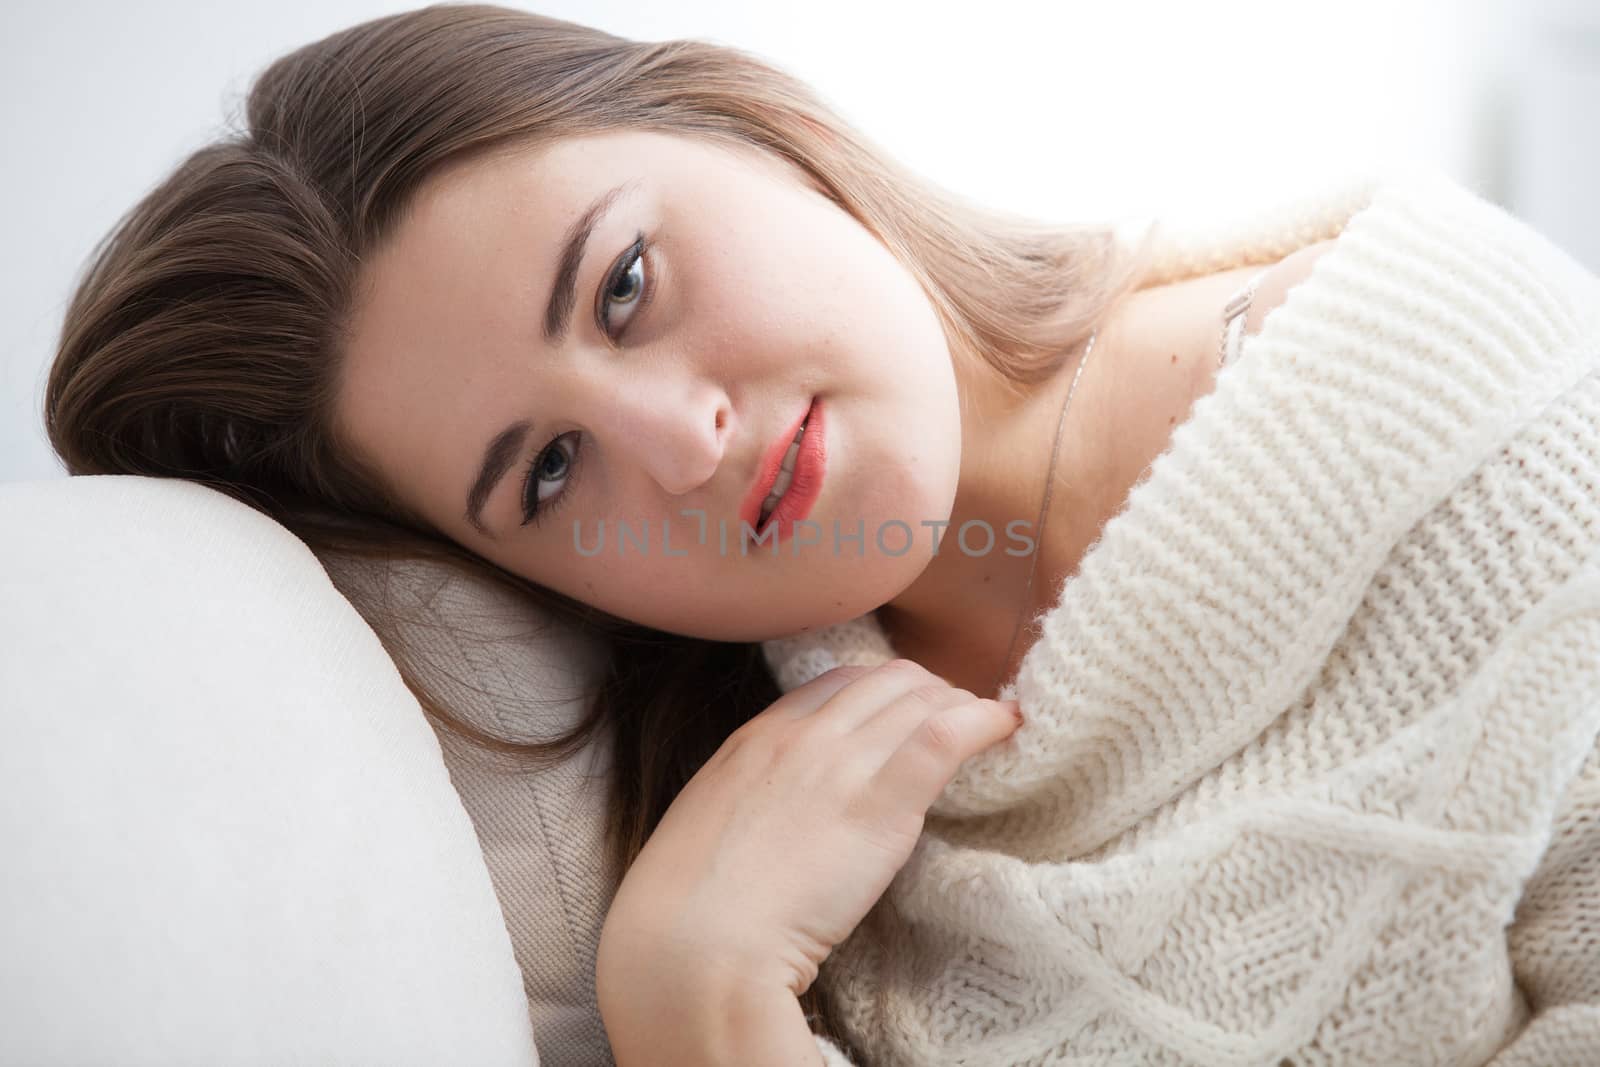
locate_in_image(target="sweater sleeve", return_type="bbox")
[1485,736,1600,1066]
[814,1033,860,1065]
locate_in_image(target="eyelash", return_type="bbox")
[519,430,582,530]
[519,231,654,528]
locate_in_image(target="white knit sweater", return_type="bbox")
[762,169,1600,1067]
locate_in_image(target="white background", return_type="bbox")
[3,0,1596,484]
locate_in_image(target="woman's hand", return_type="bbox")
[596,659,1023,1002]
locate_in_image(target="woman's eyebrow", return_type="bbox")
[465,418,534,540]
[542,179,637,344]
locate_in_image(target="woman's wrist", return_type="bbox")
[697,979,827,1066]
[598,961,822,1066]
[597,905,824,1066]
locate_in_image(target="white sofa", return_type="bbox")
[0,474,621,1066]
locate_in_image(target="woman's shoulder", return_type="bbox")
[1235,239,1339,343]
[1211,237,1339,370]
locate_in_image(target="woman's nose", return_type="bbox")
[607,374,731,497]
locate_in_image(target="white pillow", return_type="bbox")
[315,547,619,1066]
[0,475,537,1067]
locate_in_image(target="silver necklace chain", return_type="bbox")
[991,326,1098,696]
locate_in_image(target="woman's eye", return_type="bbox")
[520,431,581,527]
[598,233,653,340]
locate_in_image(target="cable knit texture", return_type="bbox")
[765,168,1600,1066]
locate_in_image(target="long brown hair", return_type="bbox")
[42,3,1160,1055]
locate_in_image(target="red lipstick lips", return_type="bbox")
[739,396,826,545]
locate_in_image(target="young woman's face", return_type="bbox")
[338,129,964,641]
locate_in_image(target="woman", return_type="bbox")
[43,5,1600,1064]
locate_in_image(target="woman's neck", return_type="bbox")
[878,263,1265,695]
